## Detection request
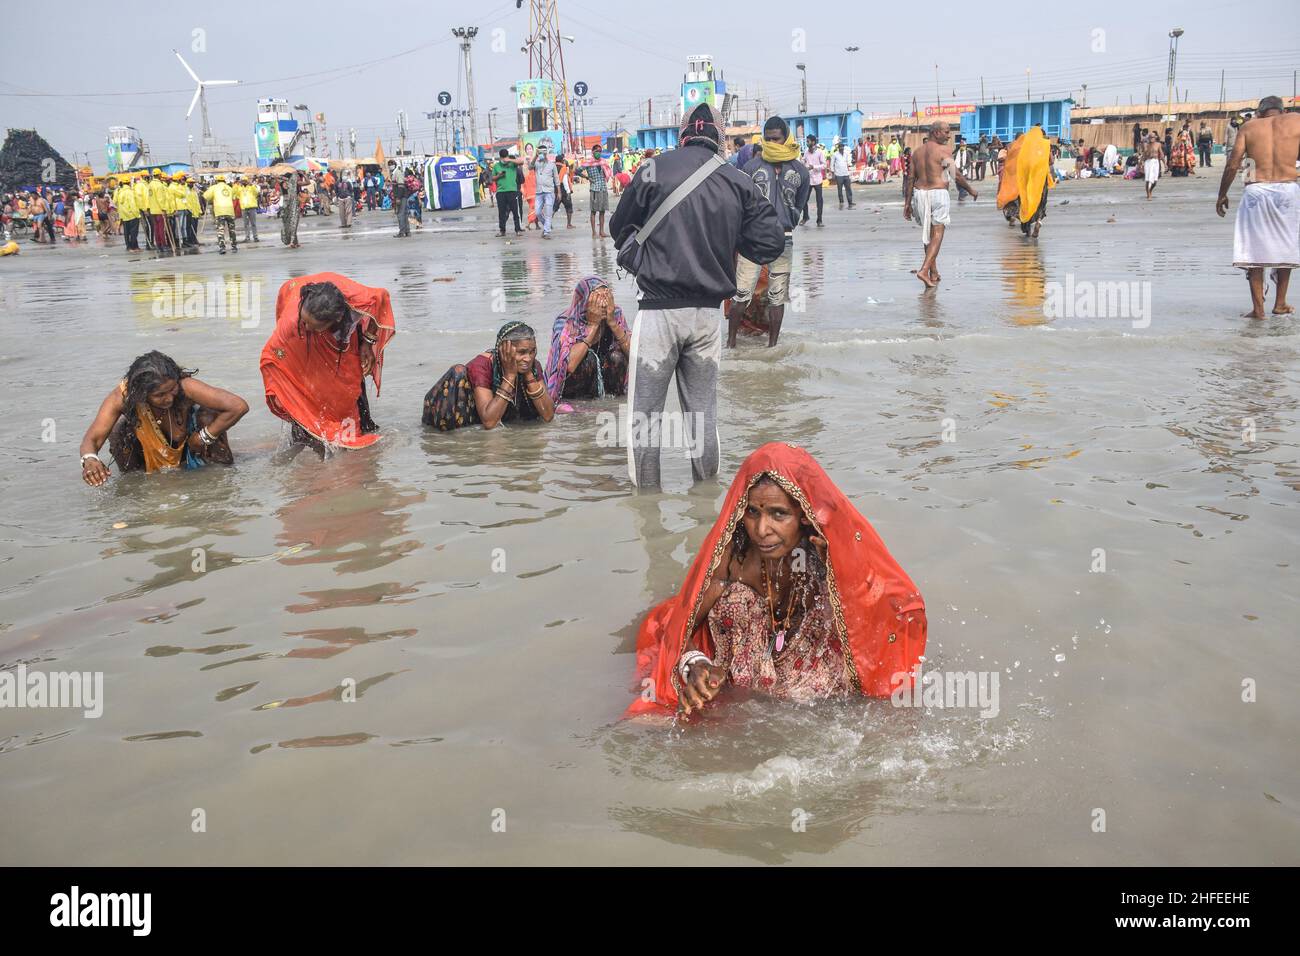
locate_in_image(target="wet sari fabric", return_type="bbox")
[261,272,396,448]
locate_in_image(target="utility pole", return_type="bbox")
[797,63,808,114]
[1166,27,1184,122]
[348,127,356,160]
[397,110,408,156]
[935,63,940,111]
[1218,69,1225,112]
[845,47,859,110]
[452,27,480,149]
[1081,83,1087,108]
[980,76,985,105]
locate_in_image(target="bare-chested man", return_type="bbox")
[1216,96,1300,318]
[904,121,978,288]
[1142,133,1165,200]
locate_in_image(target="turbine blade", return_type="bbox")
[205,80,240,86]
[187,86,202,119]
[174,49,201,84]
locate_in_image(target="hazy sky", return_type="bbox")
[3,0,1296,166]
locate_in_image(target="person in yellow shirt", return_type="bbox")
[132,174,154,250]
[170,173,192,253]
[203,175,238,254]
[239,178,261,242]
[112,177,142,252]
[183,176,202,248]
[146,168,177,256]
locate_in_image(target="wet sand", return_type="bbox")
[1,172,1297,864]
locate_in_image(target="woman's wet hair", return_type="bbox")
[299,281,350,331]
[122,351,190,427]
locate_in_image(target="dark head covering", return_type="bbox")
[680,103,724,149]
[764,116,790,139]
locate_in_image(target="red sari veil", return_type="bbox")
[626,442,927,716]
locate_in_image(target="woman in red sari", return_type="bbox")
[260,273,396,453]
[627,443,926,718]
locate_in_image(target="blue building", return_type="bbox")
[960,99,1072,143]
[633,124,678,152]
[779,110,864,146]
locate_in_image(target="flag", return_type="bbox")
[374,138,386,171]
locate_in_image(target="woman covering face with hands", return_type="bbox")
[541,276,631,403]
[422,321,555,431]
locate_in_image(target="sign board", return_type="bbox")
[516,79,555,111]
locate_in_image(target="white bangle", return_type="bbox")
[678,650,712,683]
[81,453,101,465]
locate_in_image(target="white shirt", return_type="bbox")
[830,150,851,177]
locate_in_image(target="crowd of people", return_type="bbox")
[1,161,433,253]
[66,92,1297,718]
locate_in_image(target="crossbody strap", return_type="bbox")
[634,152,725,245]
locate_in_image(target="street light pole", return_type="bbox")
[845,46,859,110]
[797,63,808,114]
[452,27,480,150]
[1167,27,1184,122]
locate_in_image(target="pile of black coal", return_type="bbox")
[0,129,78,192]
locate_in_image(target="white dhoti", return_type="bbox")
[911,187,951,245]
[1143,158,1161,185]
[1233,181,1300,270]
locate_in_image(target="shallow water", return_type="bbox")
[1,175,1297,864]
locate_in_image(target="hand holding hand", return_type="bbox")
[679,660,728,717]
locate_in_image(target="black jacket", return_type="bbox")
[610,143,785,310]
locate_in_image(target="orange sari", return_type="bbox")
[260,273,396,448]
[627,442,927,716]
[118,381,186,471]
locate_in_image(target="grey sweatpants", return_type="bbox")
[625,305,721,488]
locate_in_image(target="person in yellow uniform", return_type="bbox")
[203,175,238,254]
[239,177,261,243]
[146,168,176,256]
[169,172,191,253]
[132,173,154,250]
[182,175,202,249]
[112,177,142,252]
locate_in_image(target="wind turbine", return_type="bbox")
[173,50,239,144]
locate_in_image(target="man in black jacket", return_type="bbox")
[610,102,784,489]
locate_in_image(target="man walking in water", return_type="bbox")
[726,116,810,347]
[1143,132,1165,200]
[610,102,783,488]
[904,120,978,289]
[1216,96,1300,318]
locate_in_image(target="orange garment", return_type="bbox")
[118,381,186,471]
[996,136,1024,210]
[261,272,397,448]
[523,168,537,224]
[626,442,927,716]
